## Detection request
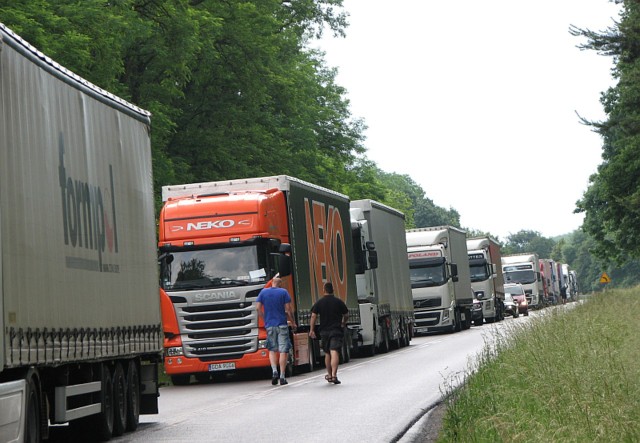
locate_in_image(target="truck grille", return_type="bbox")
[414,311,441,327]
[414,298,442,309]
[174,289,260,360]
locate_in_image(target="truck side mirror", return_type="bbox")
[491,263,497,277]
[272,243,292,277]
[365,241,376,251]
[368,250,378,270]
[277,254,292,277]
[158,252,174,265]
[450,263,459,282]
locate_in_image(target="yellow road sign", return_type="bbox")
[599,272,611,284]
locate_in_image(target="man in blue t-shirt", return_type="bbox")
[256,277,297,385]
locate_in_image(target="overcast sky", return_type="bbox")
[315,0,621,240]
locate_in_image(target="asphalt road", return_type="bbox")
[49,312,542,442]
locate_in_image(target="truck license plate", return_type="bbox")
[209,362,235,371]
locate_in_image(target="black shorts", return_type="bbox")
[320,329,344,353]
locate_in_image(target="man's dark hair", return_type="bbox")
[324,282,334,294]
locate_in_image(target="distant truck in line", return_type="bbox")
[466,237,505,324]
[539,258,560,305]
[502,253,544,309]
[158,176,359,384]
[406,226,473,333]
[350,200,414,355]
[0,23,161,441]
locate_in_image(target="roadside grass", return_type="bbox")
[437,288,640,442]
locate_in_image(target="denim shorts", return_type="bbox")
[266,325,291,353]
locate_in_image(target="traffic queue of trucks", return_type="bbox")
[1,22,580,441]
[503,254,579,307]
[0,23,161,442]
[538,259,579,305]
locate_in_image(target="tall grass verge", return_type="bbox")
[437,289,640,442]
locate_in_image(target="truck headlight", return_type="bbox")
[258,339,268,349]
[166,346,184,357]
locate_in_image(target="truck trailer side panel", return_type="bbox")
[1,22,161,440]
[1,25,160,365]
[286,178,359,318]
[351,200,413,312]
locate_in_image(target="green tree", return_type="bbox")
[502,230,554,258]
[571,2,640,263]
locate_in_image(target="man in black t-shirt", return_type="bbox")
[309,282,349,384]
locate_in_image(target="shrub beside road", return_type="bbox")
[437,289,640,442]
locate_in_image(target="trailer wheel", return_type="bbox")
[285,349,294,378]
[125,361,140,432]
[24,371,42,443]
[404,322,413,346]
[90,363,115,441]
[378,328,390,354]
[305,338,315,373]
[340,333,351,363]
[112,362,127,437]
[362,344,376,357]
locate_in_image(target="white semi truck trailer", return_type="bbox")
[350,200,414,355]
[0,23,161,441]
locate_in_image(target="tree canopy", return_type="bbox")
[0,0,453,221]
[571,0,640,263]
[4,1,640,292]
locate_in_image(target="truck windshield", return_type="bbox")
[503,269,536,285]
[409,264,446,288]
[469,263,489,282]
[160,245,268,291]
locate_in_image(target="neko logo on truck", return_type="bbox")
[171,219,240,232]
[304,198,348,301]
[58,135,119,273]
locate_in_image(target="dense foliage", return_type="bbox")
[0,0,459,227]
[571,0,640,263]
[2,1,639,291]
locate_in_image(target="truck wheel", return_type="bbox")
[125,361,140,432]
[91,364,115,441]
[24,371,42,443]
[378,329,390,354]
[341,334,351,363]
[363,344,376,357]
[399,322,408,347]
[462,309,472,330]
[285,349,294,378]
[305,338,315,373]
[453,310,462,332]
[112,362,127,437]
[171,374,191,386]
[473,317,483,327]
[195,373,211,383]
